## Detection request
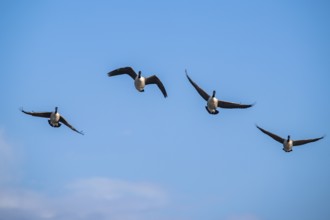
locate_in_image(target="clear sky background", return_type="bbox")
[1,1,330,220]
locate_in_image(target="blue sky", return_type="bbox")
[1,0,330,219]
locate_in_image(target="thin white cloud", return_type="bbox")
[0,189,55,219]
[57,177,169,219]
[0,177,169,220]
[0,129,17,184]
[68,177,166,201]
[0,129,169,220]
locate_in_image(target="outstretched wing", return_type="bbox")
[185,70,210,101]
[145,75,168,98]
[59,116,84,135]
[107,67,137,80]
[293,136,324,146]
[256,125,284,144]
[218,100,254,109]
[20,108,51,118]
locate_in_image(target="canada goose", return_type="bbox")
[256,125,324,152]
[107,67,167,98]
[185,70,253,114]
[21,107,84,135]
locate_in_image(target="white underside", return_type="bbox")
[207,97,218,113]
[134,77,146,91]
[50,112,61,126]
[283,140,293,152]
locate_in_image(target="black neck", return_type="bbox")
[212,90,216,98]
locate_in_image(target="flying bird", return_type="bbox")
[21,107,84,135]
[256,125,323,152]
[107,67,167,98]
[185,70,253,114]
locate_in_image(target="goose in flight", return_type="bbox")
[107,67,167,98]
[185,70,253,114]
[21,107,84,135]
[256,125,323,152]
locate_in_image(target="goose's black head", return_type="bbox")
[55,107,58,113]
[138,71,142,78]
[287,135,291,141]
[212,90,216,98]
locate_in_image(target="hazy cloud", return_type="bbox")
[0,130,17,184]
[67,177,167,208]
[0,129,170,220]
[0,177,168,220]
[0,189,54,219]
